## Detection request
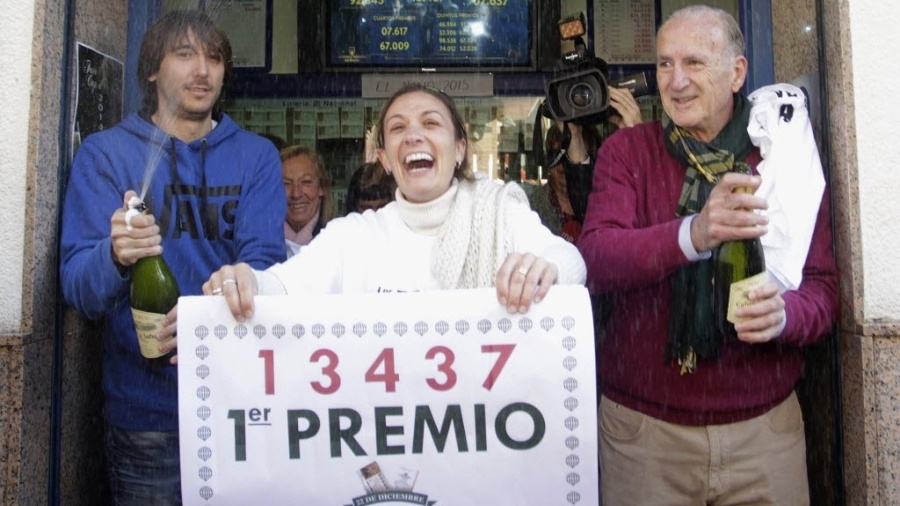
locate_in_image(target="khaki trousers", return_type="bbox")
[599,393,809,506]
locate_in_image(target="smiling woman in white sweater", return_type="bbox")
[194,83,586,329]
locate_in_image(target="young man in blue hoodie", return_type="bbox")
[60,10,286,505]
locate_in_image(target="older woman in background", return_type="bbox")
[280,146,333,257]
[203,83,586,319]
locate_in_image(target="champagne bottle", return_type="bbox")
[713,166,767,338]
[128,200,180,358]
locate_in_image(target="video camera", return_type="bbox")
[542,13,648,125]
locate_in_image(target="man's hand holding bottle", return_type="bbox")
[110,190,162,269]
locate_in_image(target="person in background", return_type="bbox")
[529,87,645,382]
[577,5,838,505]
[530,87,643,244]
[281,145,334,258]
[344,160,397,214]
[530,121,604,241]
[202,83,586,320]
[59,10,286,505]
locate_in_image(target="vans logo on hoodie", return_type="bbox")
[152,184,242,240]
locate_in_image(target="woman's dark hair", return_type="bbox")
[345,162,397,214]
[545,123,605,164]
[375,83,472,181]
[137,10,233,117]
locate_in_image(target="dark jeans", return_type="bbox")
[105,424,182,506]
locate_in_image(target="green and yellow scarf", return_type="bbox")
[664,93,752,374]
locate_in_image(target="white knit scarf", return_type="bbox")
[438,179,524,288]
[395,177,529,289]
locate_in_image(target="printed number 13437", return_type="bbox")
[257,344,516,396]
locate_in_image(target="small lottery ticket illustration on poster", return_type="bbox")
[349,461,434,505]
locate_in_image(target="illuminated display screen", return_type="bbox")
[327,0,533,69]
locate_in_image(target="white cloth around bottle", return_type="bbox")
[747,83,825,291]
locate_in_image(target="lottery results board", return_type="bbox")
[178,286,598,505]
[327,0,533,68]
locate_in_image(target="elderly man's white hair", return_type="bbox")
[662,5,745,59]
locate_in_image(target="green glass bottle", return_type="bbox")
[714,166,767,338]
[129,203,180,358]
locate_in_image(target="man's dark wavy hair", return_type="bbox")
[137,10,233,117]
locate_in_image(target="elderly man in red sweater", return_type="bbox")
[578,5,838,506]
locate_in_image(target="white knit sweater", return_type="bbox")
[258,178,586,295]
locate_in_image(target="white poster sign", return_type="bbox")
[178,286,598,505]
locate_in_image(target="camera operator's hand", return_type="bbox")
[608,87,643,128]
